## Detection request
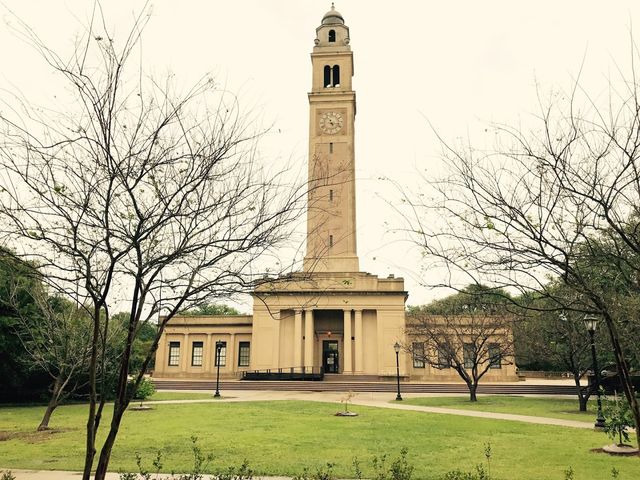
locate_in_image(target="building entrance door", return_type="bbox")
[322,340,339,373]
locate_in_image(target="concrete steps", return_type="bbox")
[152,378,577,395]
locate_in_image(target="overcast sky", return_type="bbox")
[2,0,640,309]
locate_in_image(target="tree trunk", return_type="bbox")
[578,394,588,412]
[82,305,103,480]
[469,384,478,402]
[94,405,126,480]
[572,375,588,412]
[37,378,62,431]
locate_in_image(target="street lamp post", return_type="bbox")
[394,342,402,401]
[214,340,223,398]
[584,315,606,429]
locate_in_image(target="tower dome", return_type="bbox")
[322,3,344,25]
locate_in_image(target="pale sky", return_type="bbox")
[2,0,639,309]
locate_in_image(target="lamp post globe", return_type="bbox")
[394,342,402,401]
[584,315,606,429]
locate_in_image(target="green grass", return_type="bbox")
[402,395,598,422]
[0,401,637,479]
[147,391,214,401]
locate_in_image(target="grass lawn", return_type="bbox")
[147,392,215,401]
[0,400,638,479]
[402,395,598,422]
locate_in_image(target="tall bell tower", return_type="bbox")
[303,4,359,273]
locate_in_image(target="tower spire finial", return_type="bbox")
[331,2,335,10]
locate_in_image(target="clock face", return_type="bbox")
[319,111,344,135]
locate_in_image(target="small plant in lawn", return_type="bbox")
[603,392,634,446]
[118,436,253,480]
[341,391,356,413]
[292,463,335,480]
[132,377,157,408]
[441,465,489,480]
[483,442,491,478]
[441,443,492,480]
[611,467,620,478]
[563,466,574,480]
[352,457,363,479]
[372,447,414,480]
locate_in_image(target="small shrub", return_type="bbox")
[133,377,156,403]
[352,457,363,479]
[441,465,489,480]
[1,471,16,480]
[293,463,335,480]
[372,448,414,480]
[603,392,634,445]
[563,466,574,480]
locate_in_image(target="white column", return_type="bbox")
[304,309,315,369]
[354,309,363,373]
[204,333,213,373]
[294,309,303,367]
[228,333,236,374]
[182,333,190,372]
[343,309,352,373]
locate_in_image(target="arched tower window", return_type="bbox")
[324,65,331,88]
[332,65,340,87]
[328,30,336,42]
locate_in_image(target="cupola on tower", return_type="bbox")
[303,3,359,273]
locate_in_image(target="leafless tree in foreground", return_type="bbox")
[0,6,304,479]
[397,50,640,444]
[407,312,514,401]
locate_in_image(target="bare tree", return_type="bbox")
[397,50,640,444]
[407,311,514,401]
[0,6,304,479]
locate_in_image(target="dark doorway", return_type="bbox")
[323,340,339,373]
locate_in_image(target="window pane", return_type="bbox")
[168,341,180,366]
[214,341,227,367]
[489,343,502,369]
[437,348,451,369]
[238,341,250,367]
[463,343,474,369]
[412,342,425,368]
[191,341,203,367]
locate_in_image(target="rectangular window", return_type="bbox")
[214,341,227,367]
[329,142,333,153]
[238,341,251,367]
[168,341,180,366]
[329,189,334,202]
[412,342,425,368]
[329,235,333,247]
[437,348,451,369]
[489,343,502,369]
[463,343,474,369]
[191,341,203,367]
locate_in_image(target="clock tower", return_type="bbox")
[303,4,359,273]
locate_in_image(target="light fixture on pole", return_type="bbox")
[583,314,606,429]
[394,342,402,401]
[214,340,223,398]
